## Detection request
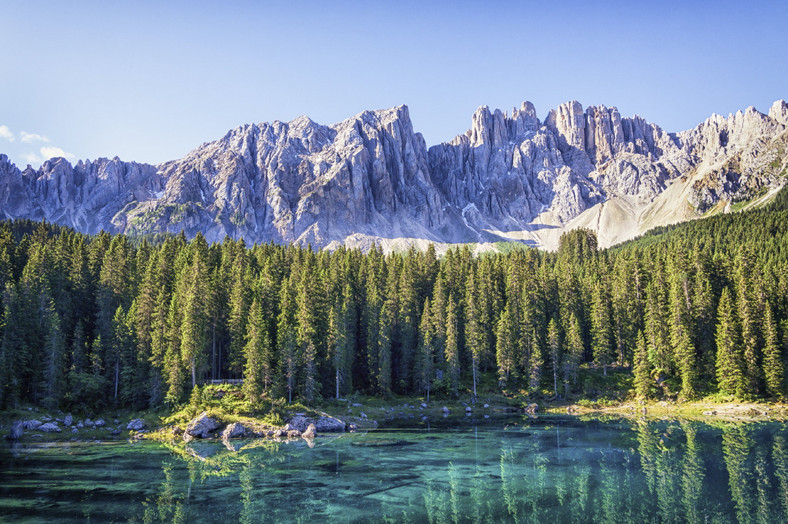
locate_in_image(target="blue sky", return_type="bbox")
[1,1,786,167]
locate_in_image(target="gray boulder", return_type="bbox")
[302,423,316,439]
[38,422,61,433]
[285,415,310,432]
[221,422,247,440]
[94,419,106,427]
[23,419,42,430]
[126,419,146,431]
[63,414,73,426]
[184,412,220,439]
[315,415,345,432]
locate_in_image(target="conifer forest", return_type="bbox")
[1,189,787,412]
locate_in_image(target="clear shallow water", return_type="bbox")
[1,416,787,523]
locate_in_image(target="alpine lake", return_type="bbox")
[1,413,787,523]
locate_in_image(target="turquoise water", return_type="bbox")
[1,416,787,523]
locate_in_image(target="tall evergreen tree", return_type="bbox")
[762,304,784,398]
[716,288,745,397]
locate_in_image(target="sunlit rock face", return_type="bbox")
[1,99,786,250]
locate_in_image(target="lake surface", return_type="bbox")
[1,416,787,523]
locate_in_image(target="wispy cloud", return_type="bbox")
[40,146,75,160]
[20,131,50,143]
[0,125,14,142]
[23,152,42,165]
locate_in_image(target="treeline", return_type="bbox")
[0,189,787,411]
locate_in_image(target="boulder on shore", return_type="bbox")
[38,422,61,433]
[184,412,220,439]
[63,414,73,426]
[315,415,345,432]
[221,422,247,441]
[23,419,42,430]
[127,419,146,431]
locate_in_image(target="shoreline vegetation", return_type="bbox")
[3,381,786,446]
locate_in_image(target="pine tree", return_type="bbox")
[633,330,651,399]
[445,296,460,396]
[416,299,435,402]
[496,304,517,390]
[762,304,784,398]
[547,317,560,397]
[563,312,584,389]
[277,277,298,403]
[716,288,745,397]
[243,298,270,400]
[590,279,614,376]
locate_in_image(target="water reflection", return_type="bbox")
[1,418,787,523]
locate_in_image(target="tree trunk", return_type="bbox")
[114,360,119,400]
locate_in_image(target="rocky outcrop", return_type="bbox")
[1,99,785,250]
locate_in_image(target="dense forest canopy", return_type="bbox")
[1,188,787,412]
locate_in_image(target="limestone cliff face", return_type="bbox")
[1,99,785,250]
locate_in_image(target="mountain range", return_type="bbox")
[1,99,787,251]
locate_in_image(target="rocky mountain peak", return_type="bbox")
[1,99,785,252]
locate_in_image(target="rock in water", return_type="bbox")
[126,419,146,431]
[285,415,310,432]
[184,412,220,439]
[302,423,316,439]
[524,403,539,415]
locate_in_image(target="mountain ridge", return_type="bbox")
[1,99,786,251]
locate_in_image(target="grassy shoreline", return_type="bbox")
[3,389,787,445]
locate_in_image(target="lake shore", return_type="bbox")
[3,394,787,445]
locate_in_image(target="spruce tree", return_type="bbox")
[633,330,651,399]
[762,304,784,398]
[243,298,269,400]
[716,288,745,397]
[416,299,435,402]
[547,317,560,397]
[445,296,461,396]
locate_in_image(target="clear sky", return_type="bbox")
[1,0,786,168]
